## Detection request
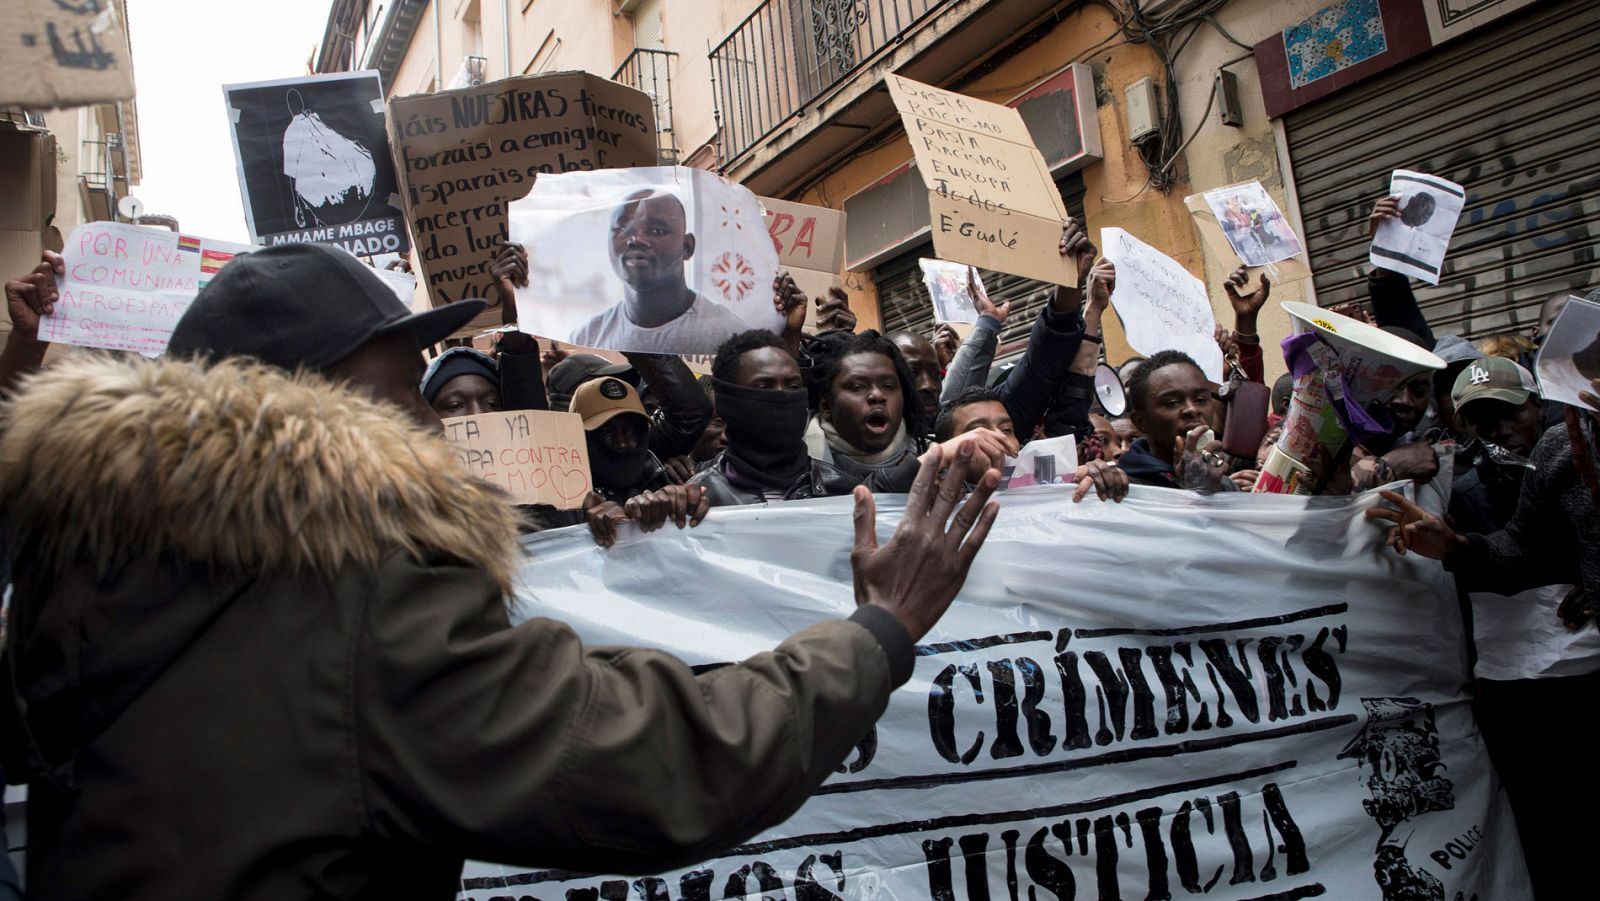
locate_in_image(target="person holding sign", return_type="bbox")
[0,241,1005,900]
[570,189,751,352]
[0,250,60,398]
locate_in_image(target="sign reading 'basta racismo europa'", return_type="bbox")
[387,72,658,333]
[458,487,1529,900]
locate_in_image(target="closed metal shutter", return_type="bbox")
[873,172,1087,357]
[1284,0,1600,338]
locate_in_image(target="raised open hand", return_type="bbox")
[851,443,1000,640]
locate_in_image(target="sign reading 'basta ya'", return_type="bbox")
[459,486,1529,900]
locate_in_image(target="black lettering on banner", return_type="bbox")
[930,663,986,765]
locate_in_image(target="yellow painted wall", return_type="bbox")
[791,3,1194,359]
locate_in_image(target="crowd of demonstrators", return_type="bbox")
[0,241,1001,899]
[1,183,1596,899]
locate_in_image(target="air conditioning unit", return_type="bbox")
[447,56,488,91]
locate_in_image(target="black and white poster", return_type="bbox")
[222,71,408,255]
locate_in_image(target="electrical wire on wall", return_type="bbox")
[1088,0,1251,193]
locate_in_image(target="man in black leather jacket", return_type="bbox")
[692,330,864,506]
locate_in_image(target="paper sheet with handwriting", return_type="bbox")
[1100,227,1223,381]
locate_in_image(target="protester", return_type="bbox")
[0,251,58,398]
[1367,376,1600,600]
[422,346,503,417]
[1117,350,1234,491]
[571,374,710,547]
[937,386,1129,502]
[890,330,944,428]
[934,219,1097,439]
[692,330,872,505]
[1370,375,1600,899]
[0,241,1003,900]
[1088,412,1131,463]
[1043,257,1116,443]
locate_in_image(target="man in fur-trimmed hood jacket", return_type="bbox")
[0,244,1000,900]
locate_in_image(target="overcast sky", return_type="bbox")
[129,0,333,242]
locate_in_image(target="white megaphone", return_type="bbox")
[1255,302,1446,494]
[1093,363,1126,416]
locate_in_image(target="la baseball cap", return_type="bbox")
[570,376,647,431]
[1451,356,1538,411]
[168,243,485,371]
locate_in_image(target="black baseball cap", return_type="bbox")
[168,243,485,371]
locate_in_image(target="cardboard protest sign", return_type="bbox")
[1533,295,1600,411]
[761,196,846,332]
[388,72,658,333]
[1,0,135,109]
[223,72,406,256]
[459,485,1529,900]
[1185,183,1311,292]
[507,166,781,355]
[441,409,592,508]
[39,222,251,356]
[919,258,984,324]
[886,75,1075,286]
[1101,226,1224,380]
[1369,170,1466,285]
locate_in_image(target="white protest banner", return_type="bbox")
[1100,227,1224,381]
[0,0,135,109]
[459,486,1527,899]
[508,166,782,355]
[920,258,983,325]
[1532,295,1600,411]
[223,72,408,255]
[1369,171,1466,285]
[441,409,591,508]
[40,222,251,356]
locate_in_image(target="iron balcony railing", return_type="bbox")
[79,132,127,219]
[710,0,942,165]
[613,48,680,164]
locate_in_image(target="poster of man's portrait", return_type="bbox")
[508,167,782,354]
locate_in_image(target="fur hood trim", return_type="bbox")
[0,355,521,593]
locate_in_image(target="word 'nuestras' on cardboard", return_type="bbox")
[442,409,592,508]
[387,72,659,335]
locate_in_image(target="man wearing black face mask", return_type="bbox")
[692,331,868,506]
[571,376,709,547]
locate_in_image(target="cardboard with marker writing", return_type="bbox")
[387,72,658,335]
[1,0,135,109]
[761,196,846,332]
[886,75,1075,287]
[1184,182,1310,292]
[442,409,592,509]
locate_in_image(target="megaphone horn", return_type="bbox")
[1254,302,1446,495]
[1094,363,1127,417]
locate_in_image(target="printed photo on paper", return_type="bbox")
[918,259,985,325]
[1203,181,1303,268]
[508,167,782,355]
[223,71,407,255]
[1534,296,1600,412]
[1368,170,1466,285]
